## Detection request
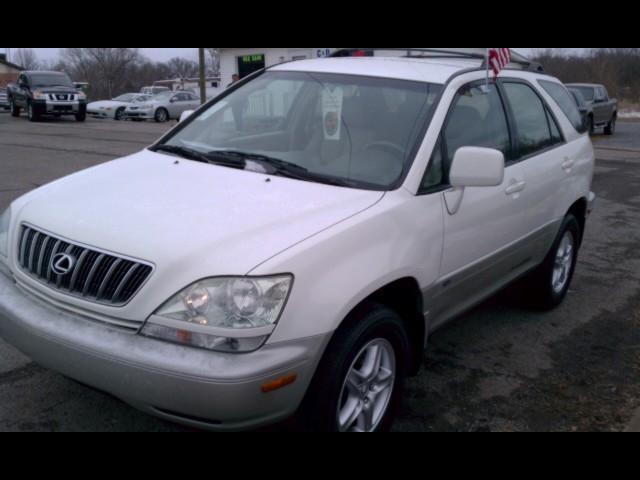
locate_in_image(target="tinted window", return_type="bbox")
[29,73,74,88]
[539,80,583,132]
[574,86,595,102]
[503,82,554,157]
[422,82,510,189]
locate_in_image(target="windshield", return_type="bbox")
[573,86,595,102]
[568,89,585,107]
[161,71,442,189]
[133,94,151,103]
[154,91,174,101]
[114,93,137,102]
[30,73,74,88]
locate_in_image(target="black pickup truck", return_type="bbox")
[7,71,87,122]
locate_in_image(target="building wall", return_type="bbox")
[219,48,336,86]
[0,62,21,88]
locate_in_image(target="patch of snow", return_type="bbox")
[619,110,640,119]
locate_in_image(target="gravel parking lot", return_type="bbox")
[1,112,639,432]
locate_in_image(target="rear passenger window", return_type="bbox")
[538,80,583,133]
[421,83,510,189]
[503,82,555,158]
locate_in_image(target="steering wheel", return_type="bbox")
[364,141,406,158]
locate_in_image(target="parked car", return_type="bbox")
[6,71,87,122]
[0,88,9,110]
[125,91,200,122]
[0,50,595,432]
[566,83,617,135]
[140,86,171,96]
[87,93,152,120]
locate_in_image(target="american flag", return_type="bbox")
[488,48,511,76]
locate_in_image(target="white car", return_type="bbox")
[125,91,201,122]
[87,93,152,120]
[0,49,595,432]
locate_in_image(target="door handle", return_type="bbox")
[505,180,526,195]
[561,158,575,171]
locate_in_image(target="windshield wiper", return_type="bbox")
[209,150,371,188]
[152,145,245,169]
[208,150,310,176]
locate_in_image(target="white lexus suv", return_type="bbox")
[0,49,595,432]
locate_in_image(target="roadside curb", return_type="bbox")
[624,408,640,432]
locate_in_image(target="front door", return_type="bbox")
[424,81,530,327]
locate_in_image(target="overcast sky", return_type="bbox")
[3,48,588,64]
[3,48,199,63]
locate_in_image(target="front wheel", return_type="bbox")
[75,112,86,122]
[523,214,581,310]
[300,304,410,432]
[604,114,616,135]
[27,102,39,122]
[154,108,168,123]
[9,97,20,117]
[114,107,125,121]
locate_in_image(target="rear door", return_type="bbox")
[500,80,569,264]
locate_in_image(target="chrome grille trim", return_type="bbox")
[17,224,153,307]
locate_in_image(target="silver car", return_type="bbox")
[125,91,200,122]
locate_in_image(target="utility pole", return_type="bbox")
[198,48,206,105]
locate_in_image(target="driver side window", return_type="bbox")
[421,82,511,190]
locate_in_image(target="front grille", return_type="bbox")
[17,225,153,306]
[48,94,75,101]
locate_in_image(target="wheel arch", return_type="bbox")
[332,277,426,376]
[567,197,588,246]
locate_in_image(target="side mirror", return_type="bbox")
[179,110,194,123]
[449,147,505,188]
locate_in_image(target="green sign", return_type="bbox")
[241,54,264,63]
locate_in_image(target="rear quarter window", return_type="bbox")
[538,80,584,133]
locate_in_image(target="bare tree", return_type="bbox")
[530,48,640,103]
[61,48,142,99]
[166,57,199,78]
[13,48,39,70]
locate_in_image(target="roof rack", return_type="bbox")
[330,48,544,73]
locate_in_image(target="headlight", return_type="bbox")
[141,275,293,352]
[76,92,86,100]
[32,91,47,99]
[0,206,11,259]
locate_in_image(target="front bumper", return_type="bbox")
[0,270,326,430]
[125,109,154,120]
[33,99,86,115]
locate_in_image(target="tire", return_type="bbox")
[299,303,410,432]
[587,115,594,135]
[9,97,20,117]
[27,102,39,122]
[604,114,616,135]
[154,108,168,123]
[114,107,125,121]
[523,214,581,310]
[75,112,86,122]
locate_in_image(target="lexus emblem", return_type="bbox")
[50,253,76,275]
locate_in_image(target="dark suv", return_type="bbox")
[7,71,87,122]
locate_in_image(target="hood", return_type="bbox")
[16,149,384,289]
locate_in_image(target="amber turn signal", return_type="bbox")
[261,373,297,393]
